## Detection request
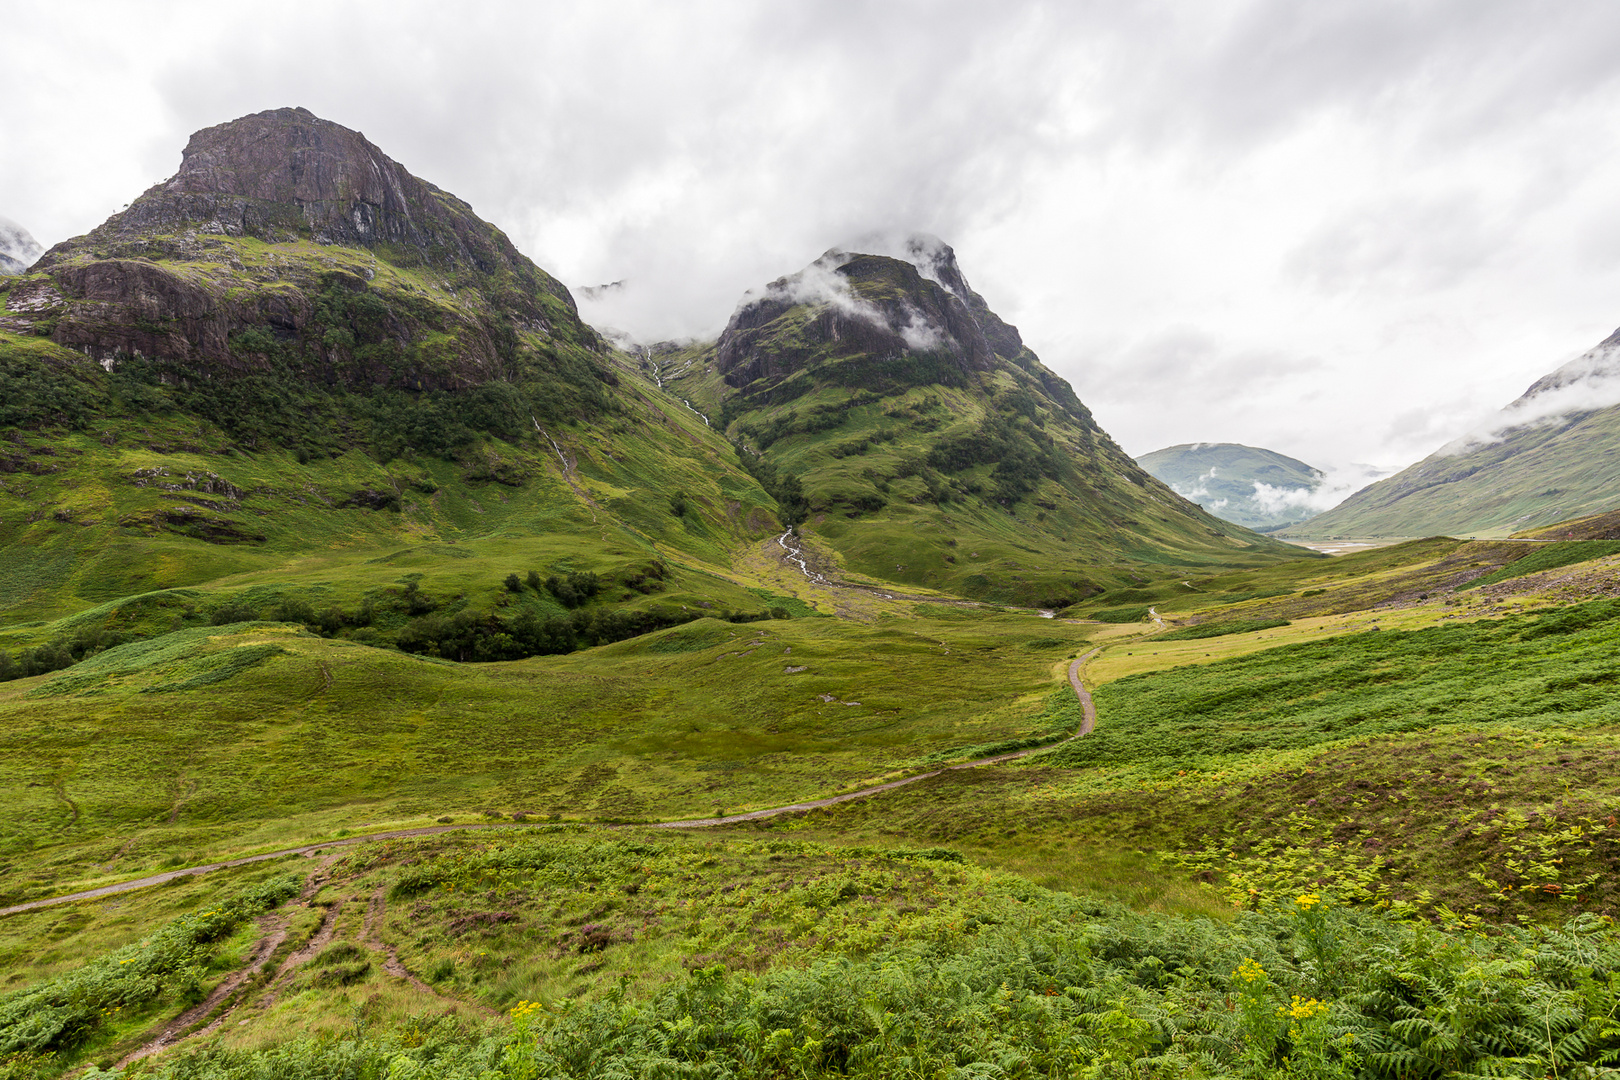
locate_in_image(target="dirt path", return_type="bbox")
[114,857,340,1067]
[2,650,1103,915]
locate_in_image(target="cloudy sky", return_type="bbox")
[9,0,1620,488]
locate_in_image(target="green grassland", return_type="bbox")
[666,360,1296,609]
[751,582,1620,928]
[5,527,1620,1078]
[0,610,1093,906]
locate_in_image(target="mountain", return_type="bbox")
[1135,442,1327,531]
[0,215,42,275]
[1290,329,1620,538]
[657,237,1301,606]
[0,108,783,640]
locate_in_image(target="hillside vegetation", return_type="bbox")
[1291,326,1620,538]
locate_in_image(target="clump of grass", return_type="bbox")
[1154,617,1289,640]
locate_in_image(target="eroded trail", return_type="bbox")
[1,650,1104,914]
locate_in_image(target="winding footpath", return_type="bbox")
[0,650,1102,918]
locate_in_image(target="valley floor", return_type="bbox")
[4,535,1620,1078]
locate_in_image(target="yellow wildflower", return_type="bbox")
[1233,958,1266,984]
[1279,996,1328,1020]
[1294,894,1321,910]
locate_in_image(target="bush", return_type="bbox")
[209,600,259,626]
[1091,606,1150,623]
[546,571,601,609]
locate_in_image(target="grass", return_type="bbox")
[742,596,1620,927]
[1152,617,1290,640]
[0,610,1094,905]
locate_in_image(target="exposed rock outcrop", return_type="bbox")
[13,107,603,392]
[713,235,1090,423]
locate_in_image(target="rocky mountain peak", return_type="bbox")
[10,108,599,394]
[714,236,1026,391]
[42,107,558,291]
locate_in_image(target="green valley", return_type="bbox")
[4,107,1620,1080]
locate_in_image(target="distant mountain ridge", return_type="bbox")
[1291,329,1620,538]
[1136,442,1327,531]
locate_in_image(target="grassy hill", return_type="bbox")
[1290,329,1620,538]
[1136,441,1327,530]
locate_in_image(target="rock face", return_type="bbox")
[11,107,600,392]
[70,107,561,284]
[0,217,43,276]
[714,236,1062,406]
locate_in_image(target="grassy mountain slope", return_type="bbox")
[15,113,1620,1080]
[660,240,1302,607]
[0,109,788,664]
[1136,441,1326,530]
[1291,329,1620,538]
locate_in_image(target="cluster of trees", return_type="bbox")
[0,620,138,683]
[0,350,104,429]
[926,414,1061,505]
[826,427,898,459]
[733,447,809,529]
[398,604,700,662]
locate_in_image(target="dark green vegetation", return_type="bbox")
[1291,329,1620,539]
[1136,441,1327,530]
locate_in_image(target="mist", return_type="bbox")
[1436,342,1620,456]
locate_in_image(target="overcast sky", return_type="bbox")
[9,0,1620,487]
